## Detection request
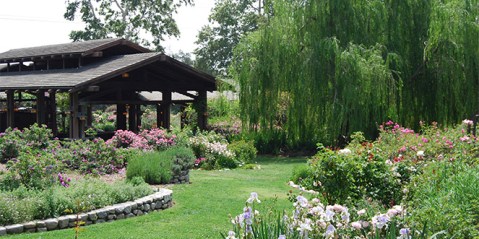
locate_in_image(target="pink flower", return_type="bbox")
[421,137,429,143]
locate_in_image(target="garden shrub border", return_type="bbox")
[0,189,173,236]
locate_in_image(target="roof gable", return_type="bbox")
[0,38,151,63]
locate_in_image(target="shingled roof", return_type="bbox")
[0,38,150,63]
[0,52,215,91]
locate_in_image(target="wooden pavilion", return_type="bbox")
[0,38,216,139]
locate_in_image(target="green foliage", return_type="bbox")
[194,0,265,76]
[6,149,61,189]
[305,145,401,205]
[64,0,193,51]
[0,124,54,163]
[408,161,479,238]
[228,140,257,164]
[0,178,152,226]
[58,138,127,175]
[126,147,195,184]
[233,0,479,147]
[127,151,172,184]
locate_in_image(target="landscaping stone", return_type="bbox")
[58,216,70,229]
[0,189,173,236]
[44,219,58,230]
[36,221,46,228]
[23,222,36,230]
[5,224,24,234]
[88,212,98,221]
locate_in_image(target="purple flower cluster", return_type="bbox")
[57,173,71,188]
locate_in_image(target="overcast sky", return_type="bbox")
[0,0,215,55]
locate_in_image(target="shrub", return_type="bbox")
[408,160,479,238]
[6,149,61,189]
[106,129,176,151]
[58,138,126,175]
[303,144,401,205]
[0,124,54,163]
[127,151,172,184]
[126,147,195,184]
[189,131,237,169]
[228,140,257,164]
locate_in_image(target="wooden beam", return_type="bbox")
[69,92,80,139]
[6,90,14,128]
[48,90,58,135]
[128,104,138,132]
[116,104,127,130]
[36,90,46,125]
[176,91,198,99]
[197,90,208,130]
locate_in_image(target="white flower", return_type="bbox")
[246,192,261,204]
[351,221,362,230]
[338,148,352,155]
[463,119,474,126]
[324,224,336,238]
[372,214,390,229]
[278,235,286,239]
[398,228,411,239]
[357,209,366,216]
[226,230,237,239]
[416,151,425,157]
[295,195,309,208]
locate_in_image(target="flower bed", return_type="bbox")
[0,188,172,236]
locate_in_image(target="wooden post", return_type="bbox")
[116,104,127,130]
[180,105,187,129]
[156,104,161,129]
[36,90,46,126]
[128,104,138,132]
[158,91,171,130]
[79,105,86,139]
[86,104,93,129]
[6,90,14,129]
[69,92,80,139]
[197,90,208,130]
[48,90,58,135]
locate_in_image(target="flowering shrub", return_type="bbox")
[189,131,238,169]
[58,138,127,175]
[106,129,176,151]
[223,193,425,239]
[0,124,54,163]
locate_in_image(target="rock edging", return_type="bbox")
[0,189,173,236]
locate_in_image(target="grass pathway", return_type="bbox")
[6,156,306,239]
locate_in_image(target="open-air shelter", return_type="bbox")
[0,38,216,139]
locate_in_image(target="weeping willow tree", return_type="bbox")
[232,0,479,149]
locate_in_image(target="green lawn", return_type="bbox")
[6,156,306,239]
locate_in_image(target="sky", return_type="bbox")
[0,0,215,55]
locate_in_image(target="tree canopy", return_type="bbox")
[233,0,479,149]
[194,0,264,76]
[64,0,193,51]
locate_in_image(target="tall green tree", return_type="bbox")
[233,0,479,149]
[64,0,193,51]
[194,0,265,76]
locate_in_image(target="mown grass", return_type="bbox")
[6,156,306,239]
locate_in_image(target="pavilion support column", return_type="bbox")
[157,91,171,130]
[79,105,87,139]
[36,90,46,126]
[180,105,187,129]
[116,104,127,130]
[86,105,93,129]
[197,90,208,130]
[136,105,143,131]
[128,104,138,132]
[69,92,80,139]
[6,90,15,129]
[48,90,58,135]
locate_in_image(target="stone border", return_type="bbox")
[0,189,173,236]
